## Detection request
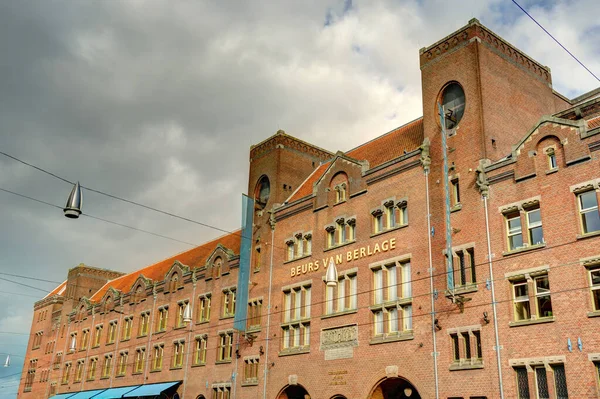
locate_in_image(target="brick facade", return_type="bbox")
[18,19,600,399]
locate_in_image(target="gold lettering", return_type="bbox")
[314,260,320,271]
[347,251,353,262]
[301,264,307,274]
[291,268,296,277]
[360,247,366,258]
[308,262,314,272]
[335,254,342,265]
[381,240,389,251]
[374,243,381,254]
[296,265,301,276]
[390,238,396,250]
[367,246,372,256]
[354,249,359,260]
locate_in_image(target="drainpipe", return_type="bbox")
[425,170,440,399]
[483,194,504,399]
[143,285,158,382]
[181,273,197,399]
[262,212,276,399]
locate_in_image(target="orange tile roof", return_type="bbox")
[588,115,600,129]
[287,118,424,202]
[90,230,241,301]
[44,280,67,299]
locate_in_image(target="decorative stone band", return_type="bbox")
[509,355,566,371]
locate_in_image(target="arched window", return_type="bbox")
[441,82,465,129]
[214,257,223,278]
[330,172,349,204]
[254,175,271,210]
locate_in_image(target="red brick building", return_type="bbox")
[18,19,600,399]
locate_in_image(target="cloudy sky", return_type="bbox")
[0,0,598,396]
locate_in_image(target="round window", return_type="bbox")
[254,175,270,209]
[441,83,465,129]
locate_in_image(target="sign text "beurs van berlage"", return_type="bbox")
[290,238,396,278]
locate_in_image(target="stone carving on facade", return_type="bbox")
[420,138,431,172]
[475,161,490,198]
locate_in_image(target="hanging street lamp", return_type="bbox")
[325,258,338,287]
[64,182,83,219]
[3,355,9,367]
[183,302,192,324]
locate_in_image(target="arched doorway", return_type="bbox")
[368,377,420,399]
[331,395,348,399]
[276,384,311,399]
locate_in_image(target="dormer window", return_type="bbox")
[547,148,557,170]
[334,183,347,203]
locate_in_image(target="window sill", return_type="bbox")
[169,366,183,370]
[115,374,125,378]
[449,360,484,371]
[323,240,356,253]
[100,376,110,380]
[79,348,87,352]
[215,359,232,365]
[509,316,555,327]
[136,335,148,339]
[132,371,143,376]
[246,326,262,334]
[196,320,210,325]
[502,243,546,256]
[451,203,462,213]
[23,387,32,392]
[241,380,259,387]
[445,284,478,297]
[105,342,115,346]
[280,318,311,328]
[154,330,167,335]
[321,309,358,320]
[121,338,130,343]
[173,325,186,330]
[191,363,206,368]
[545,168,558,175]
[333,200,347,207]
[587,310,600,318]
[86,378,95,382]
[278,347,310,357]
[283,254,311,265]
[220,315,234,320]
[577,230,600,240]
[370,298,412,311]
[369,332,414,345]
[61,382,69,386]
[370,224,408,239]
[149,369,162,373]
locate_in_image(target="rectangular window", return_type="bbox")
[81,329,89,350]
[152,344,164,371]
[194,335,207,365]
[512,280,531,321]
[117,351,128,376]
[578,190,600,234]
[372,209,384,234]
[177,301,189,328]
[247,298,262,330]
[139,312,150,337]
[304,234,312,255]
[54,352,63,369]
[122,316,133,341]
[534,366,549,399]
[325,272,357,315]
[244,357,259,384]
[93,325,103,348]
[87,357,97,380]
[449,329,482,368]
[172,341,185,368]
[134,348,145,374]
[222,288,236,318]
[217,331,233,362]
[451,178,460,207]
[156,307,168,332]
[281,284,311,351]
[101,354,112,378]
[336,220,346,245]
[548,150,557,169]
[515,367,530,399]
[371,260,412,339]
[534,275,553,318]
[197,295,211,322]
[526,208,544,246]
[107,321,117,344]
[295,234,303,258]
[212,385,231,399]
[452,248,476,287]
[506,213,523,251]
[589,268,600,311]
[74,359,84,382]
[62,362,71,384]
[286,240,295,261]
[326,227,335,249]
[552,364,569,398]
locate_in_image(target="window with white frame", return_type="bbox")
[503,203,545,251]
[547,148,557,169]
[511,273,553,322]
[589,266,600,312]
[526,208,544,246]
[371,259,412,340]
[577,190,600,234]
[506,212,524,251]
[451,179,460,207]
[281,283,311,352]
[325,270,357,315]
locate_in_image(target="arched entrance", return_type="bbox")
[276,384,311,399]
[368,377,420,399]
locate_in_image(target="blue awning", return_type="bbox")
[52,394,76,399]
[68,389,108,399]
[122,381,181,397]
[91,385,141,399]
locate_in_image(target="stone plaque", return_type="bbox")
[320,324,359,360]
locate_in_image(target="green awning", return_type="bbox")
[122,381,181,397]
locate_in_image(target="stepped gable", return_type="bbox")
[286,117,424,203]
[90,230,241,301]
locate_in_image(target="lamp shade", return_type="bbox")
[325,258,338,287]
[69,335,77,352]
[64,181,83,219]
[183,303,192,324]
[3,355,9,367]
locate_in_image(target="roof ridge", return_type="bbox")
[283,162,329,204]
[346,117,423,155]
